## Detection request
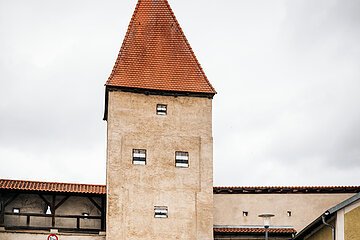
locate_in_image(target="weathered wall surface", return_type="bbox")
[304,224,332,240]
[0,231,105,240]
[214,193,355,231]
[106,91,213,240]
[345,203,360,240]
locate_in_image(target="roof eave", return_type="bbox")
[293,215,335,240]
[213,186,360,194]
[327,192,360,215]
[293,193,360,239]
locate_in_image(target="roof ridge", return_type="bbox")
[0,178,105,187]
[214,185,360,188]
[2,179,359,189]
[214,185,360,194]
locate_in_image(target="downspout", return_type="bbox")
[322,211,335,240]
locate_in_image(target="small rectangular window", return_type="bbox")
[133,149,146,165]
[156,104,167,115]
[13,208,20,214]
[154,206,168,218]
[243,211,248,217]
[287,211,292,217]
[175,151,189,168]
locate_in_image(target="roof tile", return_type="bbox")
[214,227,297,234]
[213,186,360,194]
[2,179,358,196]
[0,179,106,195]
[106,0,216,95]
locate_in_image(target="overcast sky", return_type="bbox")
[0,0,359,186]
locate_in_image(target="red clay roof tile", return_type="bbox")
[106,0,216,95]
[2,179,358,196]
[0,179,106,195]
[213,227,297,234]
[213,186,360,194]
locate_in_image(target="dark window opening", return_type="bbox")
[156,104,167,115]
[133,149,146,165]
[175,151,189,168]
[154,206,168,218]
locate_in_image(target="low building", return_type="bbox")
[0,179,106,240]
[1,179,359,240]
[293,192,360,240]
[214,186,359,232]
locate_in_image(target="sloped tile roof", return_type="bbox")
[213,186,360,194]
[214,227,297,234]
[0,179,106,195]
[106,0,216,95]
[2,179,358,196]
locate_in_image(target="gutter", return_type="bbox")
[321,213,335,240]
[294,192,360,240]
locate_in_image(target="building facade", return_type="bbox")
[0,0,359,240]
[294,193,360,240]
[1,180,359,240]
[104,0,215,239]
[0,179,106,240]
[214,186,357,231]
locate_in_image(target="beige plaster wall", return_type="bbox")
[345,204,360,240]
[0,231,105,240]
[106,91,214,240]
[304,224,332,240]
[214,193,355,231]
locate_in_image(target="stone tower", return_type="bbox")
[104,0,216,239]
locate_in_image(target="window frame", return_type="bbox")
[156,104,167,115]
[132,149,147,165]
[154,206,168,218]
[175,151,189,168]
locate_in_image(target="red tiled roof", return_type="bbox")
[214,227,297,234]
[2,179,358,196]
[213,186,360,194]
[106,0,216,95]
[0,179,106,195]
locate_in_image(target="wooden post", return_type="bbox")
[77,217,80,229]
[51,195,56,227]
[0,197,4,227]
[101,196,106,231]
[1,193,19,227]
[26,215,30,226]
[55,196,69,210]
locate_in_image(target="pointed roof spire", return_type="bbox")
[106,0,216,96]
